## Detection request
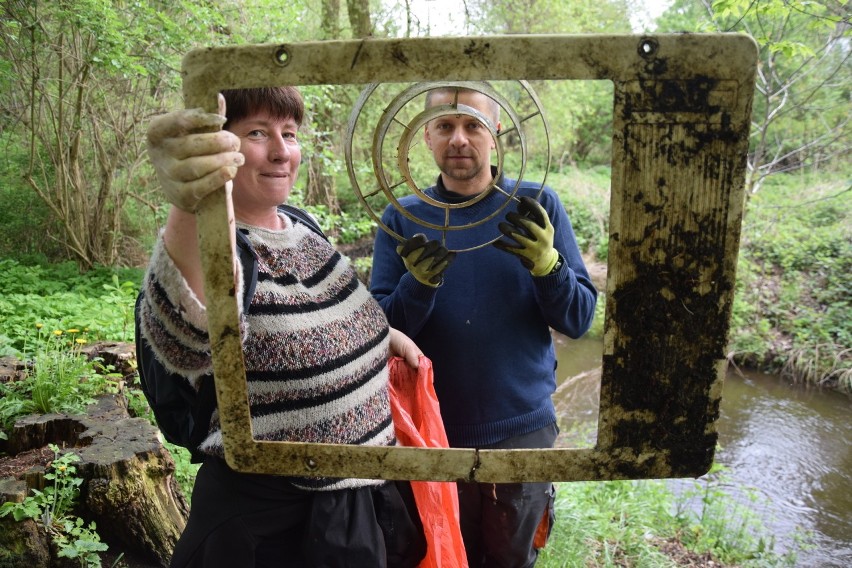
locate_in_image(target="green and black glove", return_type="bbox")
[396,234,456,287]
[494,196,560,276]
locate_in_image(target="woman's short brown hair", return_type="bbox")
[221,87,304,130]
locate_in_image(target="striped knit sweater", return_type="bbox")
[138,214,393,490]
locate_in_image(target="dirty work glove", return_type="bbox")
[146,96,244,212]
[396,234,456,287]
[494,196,559,276]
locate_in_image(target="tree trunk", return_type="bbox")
[305,0,374,213]
[305,151,339,212]
[0,392,188,568]
[321,0,341,39]
[346,0,372,38]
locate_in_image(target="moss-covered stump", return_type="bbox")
[0,394,188,568]
[0,515,51,568]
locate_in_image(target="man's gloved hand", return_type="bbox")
[494,196,559,276]
[146,96,244,212]
[396,234,456,287]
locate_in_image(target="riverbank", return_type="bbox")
[582,252,850,393]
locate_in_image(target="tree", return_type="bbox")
[657,0,851,195]
[464,0,634,168]
[322,0,342,38]
[466,0,631,35]
[346,0,373,38]
[301,0,375,211]
[227,0,314,44]
[0,0,229,269]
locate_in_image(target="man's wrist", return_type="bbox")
[411,271,443,288]
[531,249,560,277]
[548,253,564,275]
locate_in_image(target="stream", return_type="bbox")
[552,334,852,567]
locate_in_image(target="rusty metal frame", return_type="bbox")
[185,34,758,482]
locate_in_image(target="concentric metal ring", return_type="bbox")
[344,80,551,252]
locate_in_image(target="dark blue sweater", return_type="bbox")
[370,173,598,447]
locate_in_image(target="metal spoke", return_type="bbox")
[344,80,551,252]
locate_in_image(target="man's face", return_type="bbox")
[424,90,500,194]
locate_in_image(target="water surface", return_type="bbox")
[553,334,851,566]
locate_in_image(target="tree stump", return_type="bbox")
[1,369,188,567]
[0,512,51,568]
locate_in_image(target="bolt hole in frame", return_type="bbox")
[184,34,757,483]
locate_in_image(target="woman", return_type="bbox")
[137,87,426,567]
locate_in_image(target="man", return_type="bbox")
[370,84,598,567]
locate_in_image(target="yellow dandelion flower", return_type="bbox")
[53,330,63,336]
[35,323,43,329]
[75,338,88,345]
[66,328,80,333]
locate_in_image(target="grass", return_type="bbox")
[539,463,802,567]
[0,327,123,439]
[545,165,613,262]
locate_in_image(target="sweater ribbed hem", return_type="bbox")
[444,403,557,448]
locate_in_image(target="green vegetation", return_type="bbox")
[540,463,802,567]
[0,325,123,440]
[1,168,838,564]
[0,260,142,358]
[0,210,824,563]
[546,166,613,263]
[0,0,846,387]
[0,0,847,564]
[0,445,113,567]
[730,173,851,390]
[546,166,851,392]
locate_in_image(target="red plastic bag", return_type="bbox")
[388,356,468,568]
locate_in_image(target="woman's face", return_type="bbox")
[228,111,301,219]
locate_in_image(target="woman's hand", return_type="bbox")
[388,327,423,368]
[147,95,244,212]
